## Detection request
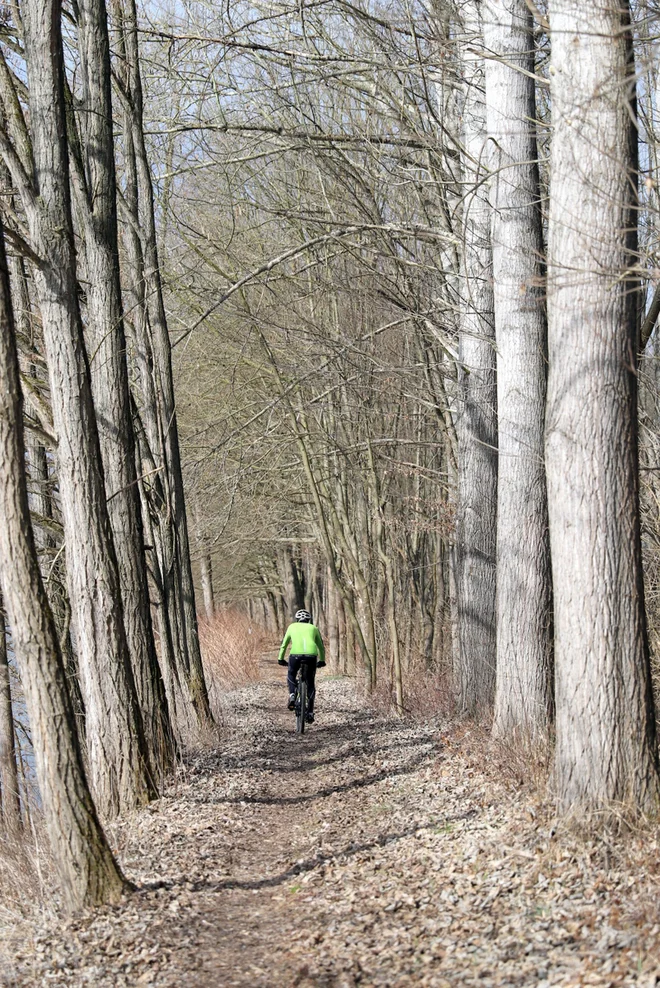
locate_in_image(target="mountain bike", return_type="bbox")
[294,657,315,735]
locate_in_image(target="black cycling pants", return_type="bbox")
[287,654,317,712]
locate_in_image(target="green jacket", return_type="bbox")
[278,622,325,663]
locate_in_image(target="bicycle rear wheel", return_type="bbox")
[296,679,307,735]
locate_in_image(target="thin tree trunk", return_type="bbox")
[546,0,660,814]
[6,253,87,738]
[72,0,174,773]
[113,0,213,729]
[6,0,155,817]
[199,552,215,622]
[455,0,498,716]
[384,559,404,715]
[133,412,190,740]
[194,501,215,622]
[122,0,212,724]
[484,0,553,738]
[345,591,356,676]
[327,566,340,673]
[0,599,21,834]
[0,217,126,908]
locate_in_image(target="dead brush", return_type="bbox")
[198,608,267,705]
[402,661,457,720]
[0,822,57,973]
[367,656,457,721]
[488,727,553,796]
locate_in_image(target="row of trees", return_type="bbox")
[2,0,660,912]
[150,0,660,815]
[0,0,215,907]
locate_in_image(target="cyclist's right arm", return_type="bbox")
[277,626,292,663]
[314,627,326,664]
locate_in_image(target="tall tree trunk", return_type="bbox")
[546,0,660,814]
[114,0,213,729]
[194,501,215,622]
[0,218,125,908]
[484,0,553,737]
[0,599,21,834]
[199,552,215,622]
[5,252,85,734]
[280,544,305,617]
[132,399,192,738]
[327,566,340,673]
[454,0,498,716]
[73,0,174,773]
[344,590,356,676]
[7,0,155,817]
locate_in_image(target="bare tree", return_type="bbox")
[455,0,498,715]
[0,596,21,834]
[546,0,660,814]
[113,0,214,731]
[0,217,126,908]
[483,0,552,737]
[72,0,175,772]
[0,0,155,816]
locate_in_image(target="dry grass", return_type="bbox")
[198,607,267,708]
[0,822,57,976]
[368,662,456,722]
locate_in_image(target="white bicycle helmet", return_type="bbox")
[295,609,312,623]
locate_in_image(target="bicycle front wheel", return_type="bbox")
[296,679,307,735]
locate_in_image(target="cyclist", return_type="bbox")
[277,609,326,723]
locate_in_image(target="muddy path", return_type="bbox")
[5,663,660,987]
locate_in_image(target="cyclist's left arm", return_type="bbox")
[278,627,292,663]
[314,627,326,664]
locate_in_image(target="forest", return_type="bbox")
[1,0,660,977]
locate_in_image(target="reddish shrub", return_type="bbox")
[198,608,267,697]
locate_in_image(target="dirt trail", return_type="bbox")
[5,662,660,987]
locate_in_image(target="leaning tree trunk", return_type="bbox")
[484,0,553,738]
[10,258,89,743]
[74,0,175,774]
[0,596,21,834]
[10,0,155,817]
[454,0,498,716]
[114,0,213,729]
[0,218,126,908]
[546,0,660,815]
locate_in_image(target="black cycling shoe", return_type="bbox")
[306,712,315,724]
[287,693,296,711]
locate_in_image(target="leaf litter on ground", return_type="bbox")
[2,668,660,987]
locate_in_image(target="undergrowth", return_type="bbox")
[198,607,267,703]
[0,825,56,975]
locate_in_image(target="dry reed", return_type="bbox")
[198,607,267,705]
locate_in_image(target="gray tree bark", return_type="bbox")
[113,0,213,729]
[455,0,498,716]
[192,499,215,622]
[1,0,155,817]
[0,218,126,908]
[0,597,21,834]
[132,404,192,738]
[483,0,553,738]
[73,0,175,774]
[327,566,340,672]
[546,0,660,814]
[199,551,215,623]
